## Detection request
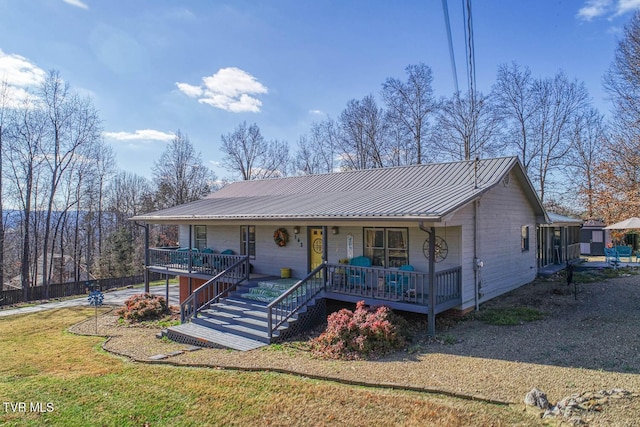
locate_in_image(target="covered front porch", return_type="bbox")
[146,247,461,312]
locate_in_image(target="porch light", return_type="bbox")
[331,226,339,235]
[293,226,300,235]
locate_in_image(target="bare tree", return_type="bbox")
[564,107,607,218]
[153,130,215,208]
[338,95,388,170]
[221,122,289,180]
[39,71,102,294]
[381,63,437,164]
[0,82,9,289]
[432,90,502,161]
[294,135,320,175]
[604,11,640,137]
[6,95,47,298]
[531,72,589,203]
[493,62,540,171]
[494,63,589,202]
[594,12,640,222]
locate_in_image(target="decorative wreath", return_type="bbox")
[273,228,289,247]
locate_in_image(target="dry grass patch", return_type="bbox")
[0,307,538,427]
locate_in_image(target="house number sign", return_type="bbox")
[347,233,354,259]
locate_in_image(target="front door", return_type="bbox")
[309,227,324,272]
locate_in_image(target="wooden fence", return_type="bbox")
[0,272,165,306]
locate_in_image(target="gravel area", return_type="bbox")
[70,270,640,426]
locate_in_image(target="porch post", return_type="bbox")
[188,225,193,273]
[322,226,328,262]
[245,225,250,279]
[428,226,436,337]
[144,223,150,293]
[165,274,169,304]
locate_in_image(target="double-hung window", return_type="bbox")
[521,225,530,252]
[194,225,207,250]
[364,228,408,267]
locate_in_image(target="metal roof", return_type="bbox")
[546,212,584,226]
[131,156,547,223]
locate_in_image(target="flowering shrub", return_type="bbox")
[116,293,168,322]
[310,301,407,360]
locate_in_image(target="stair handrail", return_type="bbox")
[180,256,250,323]
[266,262,326,339]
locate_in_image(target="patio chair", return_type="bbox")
[615,246,633,263]
[604,247,620,266]
[214,249,235,270]
[347,256,371,288]
[386,264,414,295]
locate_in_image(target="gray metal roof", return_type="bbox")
[131,156,547,223]
[546,212,583,226]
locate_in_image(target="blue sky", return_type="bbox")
[0,0,639,181]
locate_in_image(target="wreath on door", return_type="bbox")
[273,228,289,247]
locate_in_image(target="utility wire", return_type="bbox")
[441,0,459,94]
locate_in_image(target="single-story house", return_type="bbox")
[131,156,548,346]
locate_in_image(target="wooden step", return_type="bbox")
[166,323,267,351]
[191,316,277,343]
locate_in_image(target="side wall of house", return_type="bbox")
[454,171,538,311]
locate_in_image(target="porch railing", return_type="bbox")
[180,256,250,323]
[325,263,461,309]
[267,262,326,340]
[149,248,244,276]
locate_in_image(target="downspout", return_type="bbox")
[134,221,150,293]
[474,199,480,311]
[188,225,192,294]
[472,158,480,310]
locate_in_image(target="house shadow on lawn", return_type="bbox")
[381,270,640,375]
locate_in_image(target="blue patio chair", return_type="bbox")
[214,249,235,270]
[347,256,371,288]
[604,247,620,266]
[199,248,214,267]
[386,264,414,294]
[615,246,633,263]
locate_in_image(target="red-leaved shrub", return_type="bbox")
[310,301,407,360]
[117,293,168,322]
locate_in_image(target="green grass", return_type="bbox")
[476,307,544,325]
[0,308,537,426]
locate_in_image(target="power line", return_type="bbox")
[441,0,459,94]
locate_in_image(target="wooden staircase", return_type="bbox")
[166,279,323,351]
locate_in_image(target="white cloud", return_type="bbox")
[578,0,640,20]
[616,0,640,15]
[175,82,202,97]
[176,67,268,113]
[0,49,46,88]
[103,129,175,142]
[63,0,89,10]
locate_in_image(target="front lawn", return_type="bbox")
[0,308,536,426]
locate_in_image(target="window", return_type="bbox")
[364,228,408,267]
[194,225,207,250]
[241,226,256,258]
[521,225,530,252]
